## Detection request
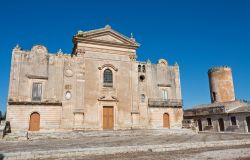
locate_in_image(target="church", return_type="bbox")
[6,25,183,131]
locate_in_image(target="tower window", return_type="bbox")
[212,92,217,102]
[103,69,113,87]
[138,65,141,72]
[142,65,146,73]
[32,83,42,101]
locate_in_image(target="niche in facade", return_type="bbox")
[139,75,145,82]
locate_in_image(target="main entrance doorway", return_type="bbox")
[218,118,225,131]
[29,112,40,131]
[103,106,114,129]
[163,113,170,128]
[246,116,250,132]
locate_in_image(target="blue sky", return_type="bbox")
[1,0,250,112]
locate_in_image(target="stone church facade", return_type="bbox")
[6,25,183,132]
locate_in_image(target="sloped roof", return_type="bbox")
[189,100,249,110]
[184,100,250,117]
[228,105,250,113]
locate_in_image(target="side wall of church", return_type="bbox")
[136,60,183,128]
[7,45,64,131]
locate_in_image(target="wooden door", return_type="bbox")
[29,112,40,131]
[246,117,250,132]
[103,107,114,129]
[163,113,170,128]
[218,118,224,131]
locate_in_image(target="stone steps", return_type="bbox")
[3,129,195,141]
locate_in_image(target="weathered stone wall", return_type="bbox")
[198,113,250,133]
[7,105,62,131]
[208,67,235,103]
[6,26,183,131]
[137,59,183,128]
[149,107,183,129]
[77,43,135,130]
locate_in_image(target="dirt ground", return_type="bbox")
[73,144,250,160]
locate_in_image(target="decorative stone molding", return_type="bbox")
[65,91,72,100]
[13,44,21,51]
[98,64,118,71]
[8,101,62,106]
[26,74,48,80]
[129,54,136,61]
[73,109,84,114]
[64,68,74,77]
[158,59,168,66]
[98,95,119,102]
[131,111,140,114]
[146,59,151,65]
[31,45,48,54]
[64,84,72,90]
[157,84,171,87]
[57,48,63,55]
[76,48,85,56]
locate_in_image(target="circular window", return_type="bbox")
[139,75,145,81]
[65,91,72,100]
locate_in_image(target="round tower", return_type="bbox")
[208,66,235,103]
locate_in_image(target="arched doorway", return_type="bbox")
[198,119,202,131]
[29,112,40,131]
[218,118,224,132]
[163,113,170,128]
[246,116,250,132]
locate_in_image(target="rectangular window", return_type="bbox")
[32,83,42,101]
[162,90,168,100]
[231,116,237,125]
[207,118,212,126]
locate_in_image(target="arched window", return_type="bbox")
[138,65,141,72]
[103,69,113,87]
[142,65,146,73]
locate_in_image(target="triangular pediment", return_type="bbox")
[91,35,124,44]
[74,26,140,48]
